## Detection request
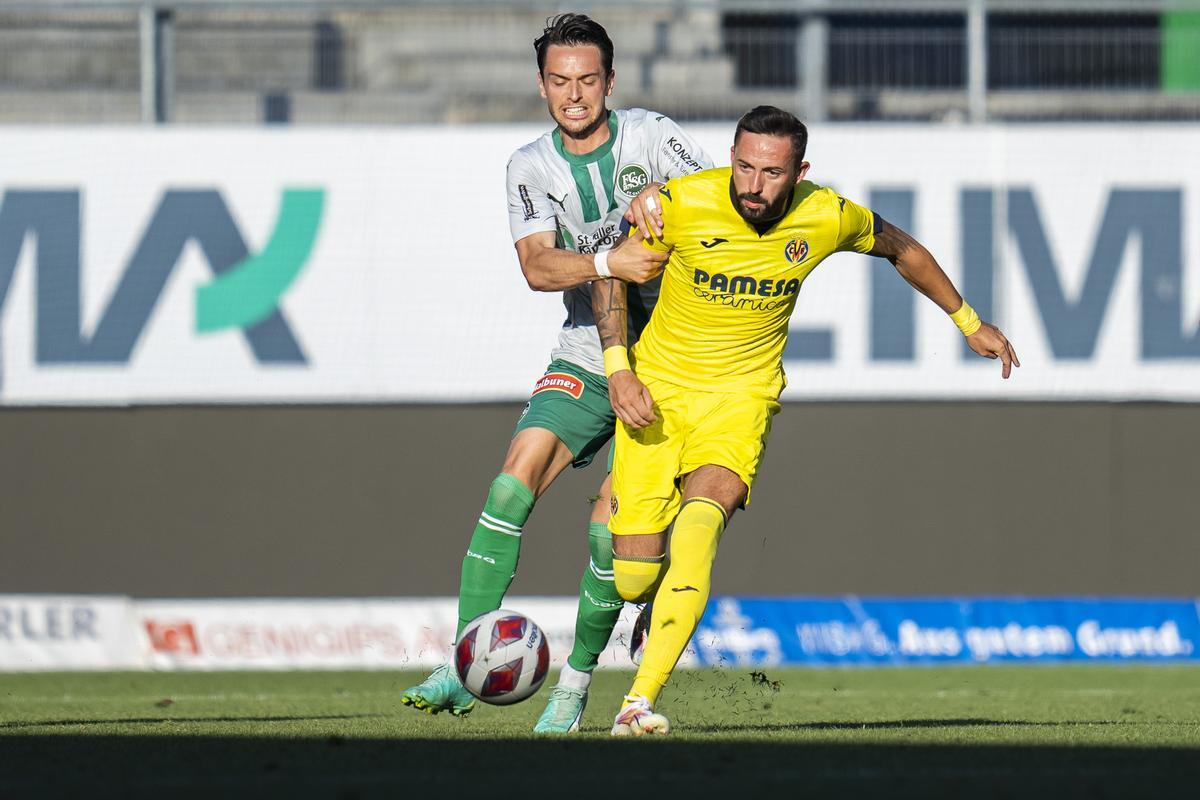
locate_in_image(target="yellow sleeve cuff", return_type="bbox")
[603,346,631,377]
[949,300,982,337]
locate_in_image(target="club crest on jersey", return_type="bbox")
[617,164,649,196]
[532,372,584,399]
[784,239,809,264]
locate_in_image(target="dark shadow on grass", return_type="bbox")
[687,717,1194,734]
[0,714,380,730]
[1,735,1198,799]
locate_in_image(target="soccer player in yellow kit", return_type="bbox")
[591,106,1019,736]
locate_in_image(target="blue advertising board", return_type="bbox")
[692,597,1200,666]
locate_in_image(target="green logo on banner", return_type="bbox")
[196,189,324,333]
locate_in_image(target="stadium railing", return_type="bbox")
[0,0,1199,124]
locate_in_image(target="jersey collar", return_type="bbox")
[552,111,618,166]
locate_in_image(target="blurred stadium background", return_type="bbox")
[5,0,1200,124]
[2,0,1199,698]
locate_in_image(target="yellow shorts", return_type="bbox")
[609,374,781,535]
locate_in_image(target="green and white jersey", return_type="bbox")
[506,108,713,376]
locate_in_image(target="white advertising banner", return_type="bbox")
[134,597,659,671]
[2,124,1199,403]
[0,594,143,670]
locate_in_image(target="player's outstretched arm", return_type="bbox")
[514,228,666,291]
[592,264,656,429]
[869,220,1021,379]
[515,231,616,291]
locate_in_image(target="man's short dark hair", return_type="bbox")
[534,13,614,76]
[734,106,808,169]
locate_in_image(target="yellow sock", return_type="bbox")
[631,498,725,705]
[613,556,666,603]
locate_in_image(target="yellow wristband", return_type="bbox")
[949,300,982,337]
[603,346,631,377]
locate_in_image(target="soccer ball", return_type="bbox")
[454,609,550,705]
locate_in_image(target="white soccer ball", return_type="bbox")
[454,609,550,705]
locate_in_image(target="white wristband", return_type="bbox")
[594,249,612,278]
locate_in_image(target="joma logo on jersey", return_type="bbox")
[532,372,584,399]
[784,239,809,264]
[693,269,801,298]
[617,165,649,196]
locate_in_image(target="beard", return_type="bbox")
[729,179,792,225]
[553,104,608,141]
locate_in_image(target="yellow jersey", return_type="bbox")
[633,167,878,396]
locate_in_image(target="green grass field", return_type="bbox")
[3,666,1199,798]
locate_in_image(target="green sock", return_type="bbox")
[457,473,535,637]
[566,522,625,672]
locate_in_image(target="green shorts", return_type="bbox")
[514,359,615,469]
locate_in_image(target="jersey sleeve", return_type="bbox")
[636,180,680,254]
[650,114,715,180]
[834,193,882,254]
[506,151,558,244]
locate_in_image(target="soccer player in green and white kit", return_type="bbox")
[400,13,713,732]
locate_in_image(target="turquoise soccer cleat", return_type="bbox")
[400,664,477,717]
[533,685,588,733]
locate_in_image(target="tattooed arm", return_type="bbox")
[592,239,657,428]
[868,220,961,312]
[592,273,629,353]
[870,219,1020,378]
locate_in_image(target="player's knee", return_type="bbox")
[501,428,573,496]
[485,473,536,519]
[589,485,612,525]
[613,557,665,603]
